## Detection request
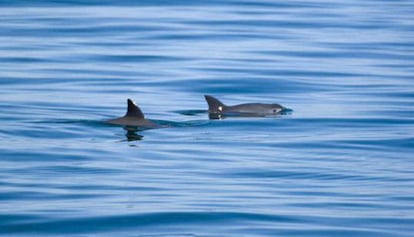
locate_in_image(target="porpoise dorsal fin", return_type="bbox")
[204,95,226,113]
[125,99,145,118]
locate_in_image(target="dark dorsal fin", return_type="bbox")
[125,99,145,118]
[204,95,226,113]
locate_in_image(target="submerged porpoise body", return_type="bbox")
[106,99,159,128]
[204,95,285,117]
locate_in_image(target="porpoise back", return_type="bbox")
[106,99,159,128]
[204,95,285,117]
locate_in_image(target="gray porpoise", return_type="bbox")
[105,99,160,128]
[204,95,285,116]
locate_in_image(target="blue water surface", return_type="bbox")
[1,0,414,236]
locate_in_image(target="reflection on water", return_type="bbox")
[125,129,144,141]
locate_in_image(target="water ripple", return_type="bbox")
[1,0,414,236]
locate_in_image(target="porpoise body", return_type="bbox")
[204,95,285,117]
[106,99,160,128]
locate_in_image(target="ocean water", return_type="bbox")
[1,0,414,236]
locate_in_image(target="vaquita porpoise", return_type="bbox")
[106,99,160,128]
[204,95,286,118]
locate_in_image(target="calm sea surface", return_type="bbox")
[1,0,414,236]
